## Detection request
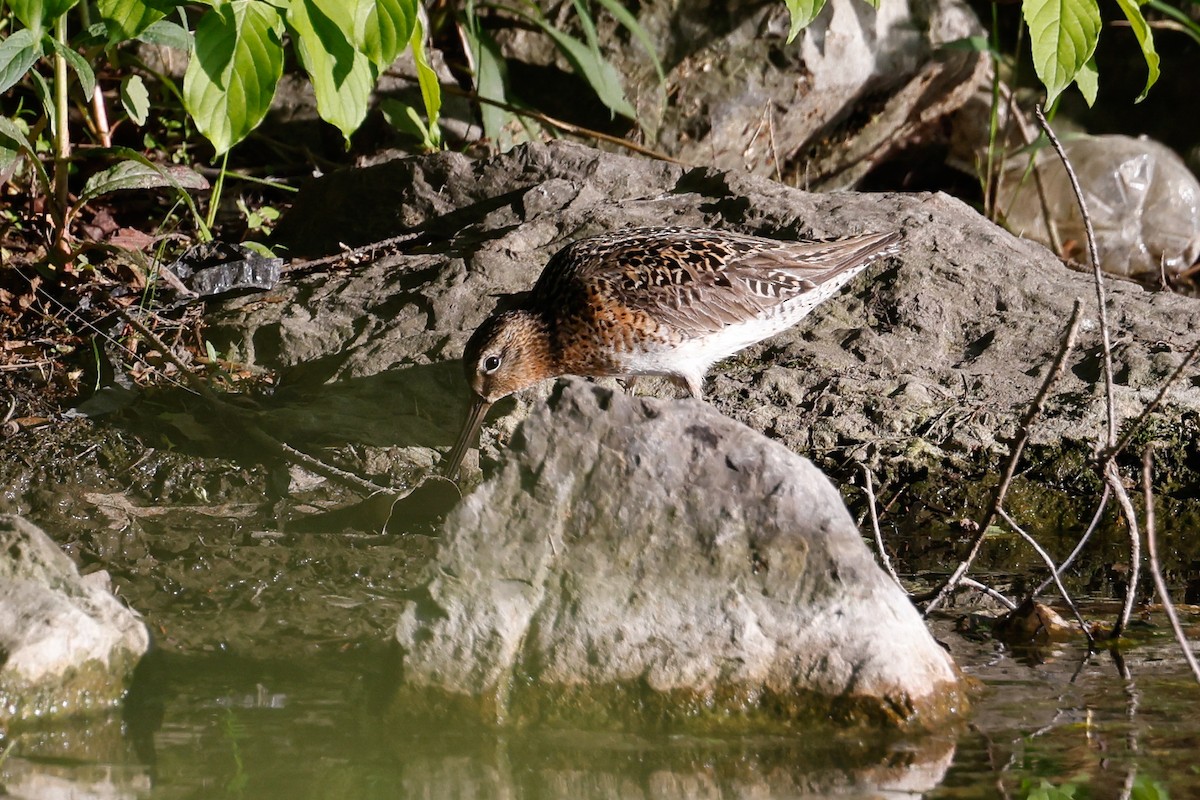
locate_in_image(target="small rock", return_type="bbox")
[0,515,150,724]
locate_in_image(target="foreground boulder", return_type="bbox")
[0,515,150,724]
[394,380,965,731]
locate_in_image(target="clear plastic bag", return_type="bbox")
[1000,135,1200,283]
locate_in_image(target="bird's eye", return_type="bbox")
[482,354,503,374]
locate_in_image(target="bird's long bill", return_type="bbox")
[441,397,493,478]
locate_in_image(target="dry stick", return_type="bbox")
[119,309,390,498]
[962,577,1018,610]
[860,464,903,589]
[1142,447,1200,682]
[998,507,1095,647]
[923,299,1084,616]
[1034,105,1117,449]
[1107,459,1142,640]
[438,82,682,165]
[1033,106,1141,639]
[1031,484,1111,598]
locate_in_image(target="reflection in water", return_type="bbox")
[2,628,1198,799]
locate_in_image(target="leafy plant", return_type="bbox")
[783,0,1159,106]
[1,0,423,263]
[455,0,664,146]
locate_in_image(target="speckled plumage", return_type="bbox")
[443,226,901,475]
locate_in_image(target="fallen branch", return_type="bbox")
[1142,446,1200,682]
[924,299,1084,615]
[1030,485,1111,599]
[860,464,903,589]
[998,507,1094,647]
[1107,459,1141,640]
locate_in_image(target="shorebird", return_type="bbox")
[442,225,901,476]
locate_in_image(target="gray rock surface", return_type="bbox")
[393,379,965,730]
[218,140,1200,493]
[0,515,150,724]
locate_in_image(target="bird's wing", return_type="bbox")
[583,228,901,337]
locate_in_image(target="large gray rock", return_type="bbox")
[218,140,1200,504]
[393,380,966,730]
[0,515,150,723]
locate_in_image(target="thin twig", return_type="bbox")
[924,299,1084,615]
[962,577,1018,610]
[120,308,390,497]
[1107,459,1142,639]
[861,464,903,589]
[1142,446,1200,682]
[998,507,1095,647]
[1106,337,1200,461]
[1034,105,1116,450]
[438,82,682,164]
[1031,484,1111,598]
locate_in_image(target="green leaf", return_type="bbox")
[940,35,998,55]
[593,0,665,84]
[0,115,52,196]
[461,16,511,145]
[97,0,172,44]
[137,19,193,51]
[121,74,151,124]
[357,0,415,70]
[45,35,96,98]
[9,0,80,34]
[1022,0,1101,105]
[1113,0,1159,101]
[532,15,636,120]
[0,29,43,95]
[285,0,374,143]
[1073,54,1098,105]
[408,16,441,145]
[784,0,827,38]
[183,1,284,155]
[80,158,207,203]
[380,97,430,141]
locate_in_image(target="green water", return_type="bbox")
[4,622,1198,799]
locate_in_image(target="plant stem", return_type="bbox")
[53,14,71,231]
[205,151,230,234]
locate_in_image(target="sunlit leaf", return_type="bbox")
[97,0,173,43]
[0,29,43,95]
[357,0,416,70]
[137,18,193,51]
[1073,55,1098,105]
[783,0,829,42]
[80,158,207,203]
[45,35,95,97]
[183,1,284,155]
[408,16,441,147]
[121,73,150,125]
[1113,0,1159,101]
[286,0,373,143]
[9,0,80,34]
[1022,0,1101,105]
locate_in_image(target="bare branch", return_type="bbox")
[924,299,1084,615]
[1034,105,1116,449]
[861,464,903,589]
[1031,485,1111,599]
[1107,460,1142,639]
[1143,446,1200,682]
[998,508,1094,647]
